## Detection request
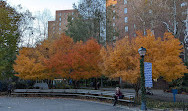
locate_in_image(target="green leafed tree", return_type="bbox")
[66,0,117,45]
[0,1,30,79]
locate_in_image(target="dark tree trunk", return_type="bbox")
[94,78,98,90]
[133,81,140,104]
[73,80,79,89]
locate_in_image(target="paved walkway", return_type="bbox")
[13,88,188,102]
[0,97,141,111]
[100,88,188,102]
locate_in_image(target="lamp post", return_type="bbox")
[138,47,147,110]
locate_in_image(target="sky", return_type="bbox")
[6,0,79,46]
[7,0,79,17]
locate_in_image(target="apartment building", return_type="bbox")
[109,0,187,41]
[108,0,137,40]
[48,10,75,39]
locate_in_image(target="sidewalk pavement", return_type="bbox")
[100,88,188,102]
[13,87,188,102]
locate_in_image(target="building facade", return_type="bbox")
[109,0,187,40]
[48,10,75,39]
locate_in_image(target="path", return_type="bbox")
[0,97,140,111]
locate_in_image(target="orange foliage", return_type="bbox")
[101,30,187,84]
[14,47,49,80]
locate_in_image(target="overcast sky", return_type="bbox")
[7,0,79,17]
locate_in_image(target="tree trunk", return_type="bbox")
[119,77,122,88]
[94,78,98,90]
[134,81,140,104]
[85,79,87,87]
[73,80,78,89]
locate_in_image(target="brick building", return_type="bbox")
[109,0,187,41]
[48,10,75,39]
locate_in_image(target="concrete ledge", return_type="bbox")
[12,89,135,103]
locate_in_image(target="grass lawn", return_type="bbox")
[146,98,188,110]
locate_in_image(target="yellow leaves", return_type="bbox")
[101,30,187,84]
[14,47,48,80]
[106,0,117,7]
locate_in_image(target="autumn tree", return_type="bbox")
[101,30,187,99]
[73,39,102,89]
[14,38,58,80]
[44,34,74,79]
[14,47,48,80]
[45,34,102,88]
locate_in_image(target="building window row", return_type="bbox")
[124,0,127,4]
[125,17,128,23]
[181,2,187,7]
[124,8,127,14]
[113,16,115,20]
[125,26,128,32]
[113,23,115,27]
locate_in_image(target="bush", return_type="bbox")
[0,81,8,92]
[177,86,188,93]
[54,82,72,89]
[14,81,27,89]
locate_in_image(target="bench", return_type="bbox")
[11,92,80,96]
[12,89,135,103]
[79,94,134,103]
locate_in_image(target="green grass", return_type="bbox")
[146,98,188,110]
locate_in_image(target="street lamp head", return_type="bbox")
[138,47,146,57]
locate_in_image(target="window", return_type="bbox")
[59,28,61,31]
[124,0,127,4]
[59,13,62,16]
[182,11,187,15]
[125,17,128,23]
[72,12,74,15]
[181,2,187,7]
[149,9,152,14]
[113,16,115,20]
[59,17,61,21]
[125,26,128,32]
[113,36,116,40]
[134,34,136,37]
[113,23,115,27]
[124,8,127,14]
[113,10,115,13]
[59,22,61,26]
[134,24,136,29]
[53,27,55,30]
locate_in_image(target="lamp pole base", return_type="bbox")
[141,101,147,110]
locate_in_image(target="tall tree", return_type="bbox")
[14,47,48,80]
[101,30,187,99]
[0,1,23,79]
[66,0,116,45]
[34,9,53,41]
[128,0,187,39]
